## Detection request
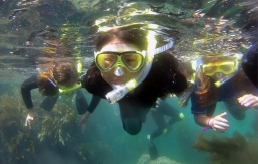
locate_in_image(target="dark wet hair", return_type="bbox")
[53,62,78,87]
[194,70,218,107]
[37,61,79,96]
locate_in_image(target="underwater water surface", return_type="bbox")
[0,0,258,164]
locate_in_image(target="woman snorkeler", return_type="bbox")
[21,59,100,129]
[79,24,187,135]
[189,55,258,132]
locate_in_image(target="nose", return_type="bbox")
[114,66,125,76]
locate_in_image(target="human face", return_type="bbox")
[99,39,142,86]
[201,61,238,81]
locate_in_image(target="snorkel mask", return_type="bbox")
[192,55,240,88]
[94,50,146,76]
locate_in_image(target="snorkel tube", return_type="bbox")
[106,30,174,104]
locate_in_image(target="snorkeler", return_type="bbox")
[21,60,101,129]
[79,24,187,135]
[147,98,184,160]
[189,55,258,132]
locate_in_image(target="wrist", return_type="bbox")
[207,118,213,128]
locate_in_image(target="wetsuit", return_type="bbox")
[150,99,182,140]
[21,74,100,115]
[191,75,258,120]
[85,53,187,135]
[148,99,182,160]
[242,42,258,88]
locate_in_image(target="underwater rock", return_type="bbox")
[137,154,181,164]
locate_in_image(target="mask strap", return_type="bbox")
[48,78,57,88]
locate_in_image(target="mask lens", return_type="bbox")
[96,53,117,71]
[219,63,234,74]
[122,52,144,71]
[202,65,217,76]
[202,61,236,76]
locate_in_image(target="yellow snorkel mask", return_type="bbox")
[192,56,240,88]
[201,60,239,76]
[94,50,146,73]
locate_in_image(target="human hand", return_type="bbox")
[238,94,258,108]
[208,112,229,132]
[79,111,90,134]
[25,108,38,129]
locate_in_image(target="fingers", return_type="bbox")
[25,120,28,127]
[215,116,228,123]
[238,94,252,105]
[213,121,229,131]
[238,94,258,108]
[25,119,31,129]
[211,112,229,132]
[81,124,86,134]
[28,120,31,129]
[217,112,227,118]
[25,114,34,129]
[78,117,86,126]
[243,99,258,107]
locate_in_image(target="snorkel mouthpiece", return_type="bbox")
[106,85,129,104]
[114,66,125,76]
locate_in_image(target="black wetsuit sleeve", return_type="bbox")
[87,95,101,113]
[79,73,86,88]
[21,74,38,109]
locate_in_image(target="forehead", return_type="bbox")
[100,39,140,52]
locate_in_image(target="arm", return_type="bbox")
[21,74,39,128]
[194,114,211,127]
[21,74,38,109]
[191,93,229,132]
[79,95,101,133]
[195,112,229,132]
[87,95,101,113]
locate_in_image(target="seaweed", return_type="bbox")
[0,93,116,164]
[192,131,258,164]
[0,93,35,163]
[37,102,76,145]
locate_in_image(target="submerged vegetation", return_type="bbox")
[0,93,35,163]
[0,93,116,164]
[37,103,76,144]
[192,131,258,164]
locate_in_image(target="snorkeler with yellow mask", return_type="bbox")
[187,55,258,132]
[21,60,101,129]
[79,24,187,135]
